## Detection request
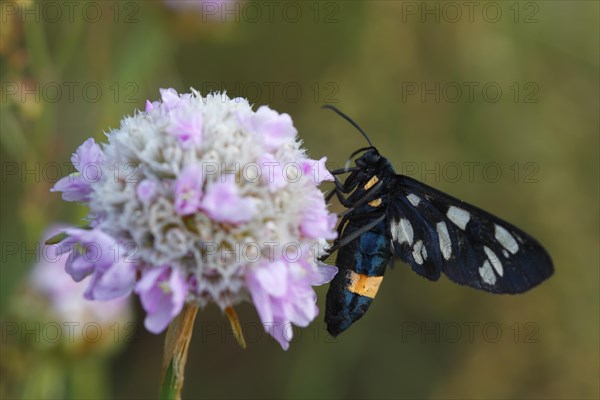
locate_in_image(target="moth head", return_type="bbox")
[356,148,382,172]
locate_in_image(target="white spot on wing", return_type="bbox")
[436,221,452,260]
[412,240,424,265]
[391,219,414,245]
[483,246,504,276]
[502,249,509,258]
[447,206,470,230]
[494,224,519,254]
[421,243,428,260]
[406,194,421,207]
[391,223,397,242]
[479,261,497,285]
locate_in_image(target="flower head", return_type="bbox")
[51,88,338,349]
[24,227,132,348]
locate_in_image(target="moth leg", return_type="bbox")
[336,210,385,243]
[326,176,352,203]
[326,170,363,203]
[335,211,385,242]
[319,222,347,262]
[328,176,383,211]
[344,210,385,221]
[341,169,364,192]
[325,178,385,259]
[340,180,384,217]
[328,214,386,253]
[330,167,360,175]
[319,210,385,262]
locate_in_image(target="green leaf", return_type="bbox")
[44,225,92,245]
[44,231,68,245]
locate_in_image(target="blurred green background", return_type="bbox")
[1,1,598,399]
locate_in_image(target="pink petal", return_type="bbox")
[145,100,154,112]
[139,285,164,313]
[144,300,174,333]
[136,267,187,334]
[248,279,274,326]
[65,254,94,282]
[136,267,167,293]
[167,108,203,149]
[254,261,288,298]
[270,317,293,351]
[168,268,187,316]
[239,106,297,151]
[71,138,104,170]
[259,154,287,190]
[51,175,91,202]
[159,88,181,111]
[312,263,339,286]
[289,297,318,327]
[201,181,255,224]
[91,260,136,300]
[300,157,334,184]
[83,273,100,300]
[300,212,337,240]
[137,179,157,203]
[254,106,297,149]
[174,164,204,215]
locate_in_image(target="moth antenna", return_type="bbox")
[344,159,352,171]
[349,146,375,160]
[322,105,374,147]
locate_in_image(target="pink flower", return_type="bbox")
[166,107,203,149]
[56,228,137,301]
[145,100,156,112]
[50,89,339,347]
[159,88,184,111]
[258,153,287,190]
[84,258,137,301]
[312,262,339,286]
[137,179,157,203]
[200,180,256,224]
[300,192,338,240]
[174,164,204,215]
[31,226,132,325]
[136,266,187,333]
[238,106,297,151]
[300,157,334,184]
[246,258,338,350]
[51,138,104,202]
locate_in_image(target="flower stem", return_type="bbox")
[160,303,199,400]
[225,306,247,349]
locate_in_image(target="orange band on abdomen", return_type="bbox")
[346,271,384,298]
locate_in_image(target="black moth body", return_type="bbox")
[321,106,554,337]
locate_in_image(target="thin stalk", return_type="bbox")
[160,304,199,400]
